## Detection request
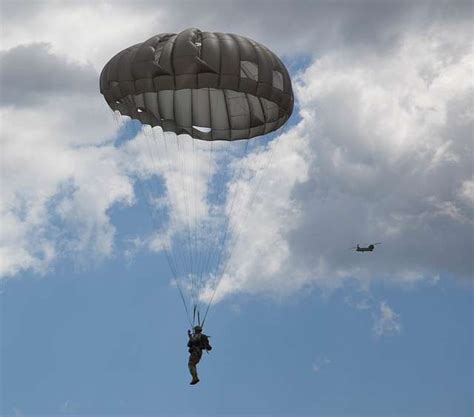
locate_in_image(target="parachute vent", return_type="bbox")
[193,126,212,133]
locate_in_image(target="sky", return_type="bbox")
[0,1,473,416]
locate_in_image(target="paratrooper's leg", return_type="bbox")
[188,352,200,384]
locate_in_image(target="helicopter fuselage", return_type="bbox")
[356,245,375,252]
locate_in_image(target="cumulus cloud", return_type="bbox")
[0,1,159,69]
[458,180,474,206]
[206,20,473,302]
[345,293,403,338]
[2,1,471,68]
[0,45,134,277]
[0,42,97,107]
[0,0,472,297]
[312,356,331,373]
[373,301,402,337]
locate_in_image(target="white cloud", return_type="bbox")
[199,124,313,302]
[312,356,331,373]
[458,180,474,206]
[2,1,471,71]
[1,2,160,69]
[0,85,134,277]
[0,1,471,299]
[344,294,373,311]
[197,21,473,303]
[373,301,402,337]
[0,42,97,107]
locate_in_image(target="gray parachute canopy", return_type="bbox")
[100,28,294,140]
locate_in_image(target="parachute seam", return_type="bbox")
[245,93,251,139]
[223,89,231,139]
[229,33,242,93]
[208,87,213,139]
[169,34,177,89]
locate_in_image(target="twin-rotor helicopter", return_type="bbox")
[350,243,382,252]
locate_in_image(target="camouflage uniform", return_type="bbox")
[187,331,212,384]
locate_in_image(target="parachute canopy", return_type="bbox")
[100,28,294,140]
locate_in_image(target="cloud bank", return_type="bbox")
[209,22,473,302]
[0,2,472,303]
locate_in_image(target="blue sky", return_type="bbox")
[1,252,472,416]
[1,1,473,416]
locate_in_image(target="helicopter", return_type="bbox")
[350,243,382,252]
